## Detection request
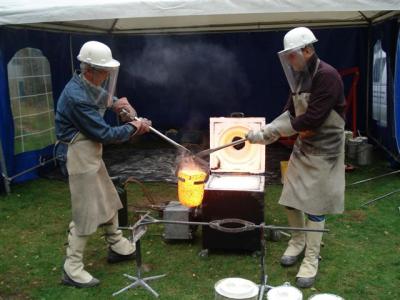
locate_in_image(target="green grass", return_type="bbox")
[1,157,400,299]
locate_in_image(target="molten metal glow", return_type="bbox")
[207,174,263,191]
[177,158,207,207]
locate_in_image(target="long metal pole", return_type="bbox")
[346,169,400,187]
[360,189,400,207]
[121,109,191,153]
[133,116,191,153]
[195,138,248,158]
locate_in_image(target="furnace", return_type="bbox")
[201,116,266,253]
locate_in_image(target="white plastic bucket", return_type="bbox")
[308,293,344,300]
[266,284,303,300]
[214,278,259,300]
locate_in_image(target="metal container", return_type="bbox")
[357,143,373,166]
[308,294,344,300]
[202,117,266,252]
[177,169,207,207]
[346,137,362,159]
[111,176,128,227]
[280,160,288,184]
[202,174,265,251]
[163,201,195,240]
[266,283,302,300]
[214,278,258,300]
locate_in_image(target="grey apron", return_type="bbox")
[279,60,345,215]
[66,133,122,235]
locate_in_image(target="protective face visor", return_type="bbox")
[81,64,119,109]
[278,47,312,93]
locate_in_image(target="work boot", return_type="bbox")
[280,208,305,267]
[107,248,136,264]
[104,213,135,264]
[62,222,100,288]
[62,270,100,288]
[296,219,325,288]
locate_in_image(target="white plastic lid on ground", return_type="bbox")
[215,277,259,299]
[267,284,303,300]
[308,294,344,300]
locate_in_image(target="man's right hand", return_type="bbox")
[129,118,152,136]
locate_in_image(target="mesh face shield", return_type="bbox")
[80,63,119,109]
[278,47,312,93]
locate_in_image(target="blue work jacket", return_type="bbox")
[55,72,135,169]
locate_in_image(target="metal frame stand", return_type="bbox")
[113,213,328,298]
[257,224,274,300]
[113,213,166,298]
[112,239,166,297]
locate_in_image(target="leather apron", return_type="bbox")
[66,133,122,235]
[279,60,345,215]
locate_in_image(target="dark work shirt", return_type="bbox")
[284,55,345,131]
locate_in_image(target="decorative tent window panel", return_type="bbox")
[7,48,55,154]
[372,40,388,127]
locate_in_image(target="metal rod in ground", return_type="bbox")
[360,189,400,207]
[346,169,400,187]
[258,224,267,300]
[7,156,59,182]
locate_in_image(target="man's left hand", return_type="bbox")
[246,130,265,144]
[129,118,152,136]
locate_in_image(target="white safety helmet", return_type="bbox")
[77,41,120,69]
[78,41,120,110]
[278,27,317,93]
[282,27,318,52]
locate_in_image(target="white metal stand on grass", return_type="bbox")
[113,214,166,298]
[113,213,328,298]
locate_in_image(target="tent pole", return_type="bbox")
[0,137,10,195]
[366,21,372,138]
[69,35,74,75]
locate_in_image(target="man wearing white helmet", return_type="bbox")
[247,27,345,288]
[55,41,151,287]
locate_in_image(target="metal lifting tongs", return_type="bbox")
[120,108,190,153]
[120,108,248,159]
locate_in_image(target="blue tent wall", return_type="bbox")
[70,27,367,130]
[369,19,400,159]
[0,28,71,182]
[0,25,368,183]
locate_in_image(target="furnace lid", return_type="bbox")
[209,117,265,174]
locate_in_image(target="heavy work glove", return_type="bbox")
[113,97,137,122]
[246,124,280,145]
[129,118,152,136]
[246,111,297,145]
